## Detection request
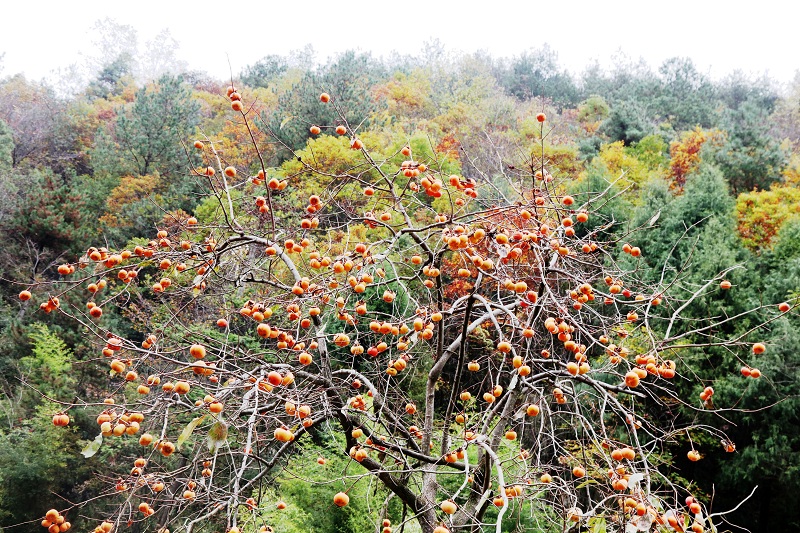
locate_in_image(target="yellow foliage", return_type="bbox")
[374,70,435,119]
[281,135,367,181]
[736,184,800,251]
[532,143,582,180]
[214,119,270,170]
[782,152,800,186]
[100,174,161,227]
[597,141,660,191]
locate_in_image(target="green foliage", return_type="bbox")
[0,326,94,533]
[251,439,377,533]
[0,118,12,170]
[717,71,779,114]
[240,55,289,89]
[622,165,799,530]
[713,99,787,193]
[570,158,633,238]
[86,54,136,100]
[99,74,200,177]
[629,134,667,169]
[3,167,94,257]
[653,57,717,132]
[589,57,719,144]
[577,95,610,125]
[624,164,747,351]
[194,186,246,223]
[496,45,580,108]
[0,404,76,529]
[703,264,800,529]
[581,55,656,103]
[769,217,800,268]
[632,164,737,274]
[601,99,653,145]
[19,324,76,401]
[280,135,366,183]
[268,52,387,157]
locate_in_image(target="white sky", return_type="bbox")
[2,1,798,85]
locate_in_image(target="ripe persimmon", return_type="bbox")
[624,371,640,388]
[188,344,206,359]
[333,492,350,507]
[274,427,294,442]
[612,478,628,491]
[160,441,176,456]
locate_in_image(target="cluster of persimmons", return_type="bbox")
[19,85,788,533]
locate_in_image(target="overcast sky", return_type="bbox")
[2,1,798,85]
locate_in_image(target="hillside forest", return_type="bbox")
[2,26,800,533]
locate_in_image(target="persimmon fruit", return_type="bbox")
[333,492,349,507]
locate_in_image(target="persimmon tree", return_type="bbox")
[20,85,786,533]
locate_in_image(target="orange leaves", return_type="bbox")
[99,175,160,228]
[435,133,461,162]
[216,119,270,169]
[669,128,707,187]
[439,255,474,298]
[668,127,722,188]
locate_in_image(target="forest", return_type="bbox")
[1,23,800,533]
